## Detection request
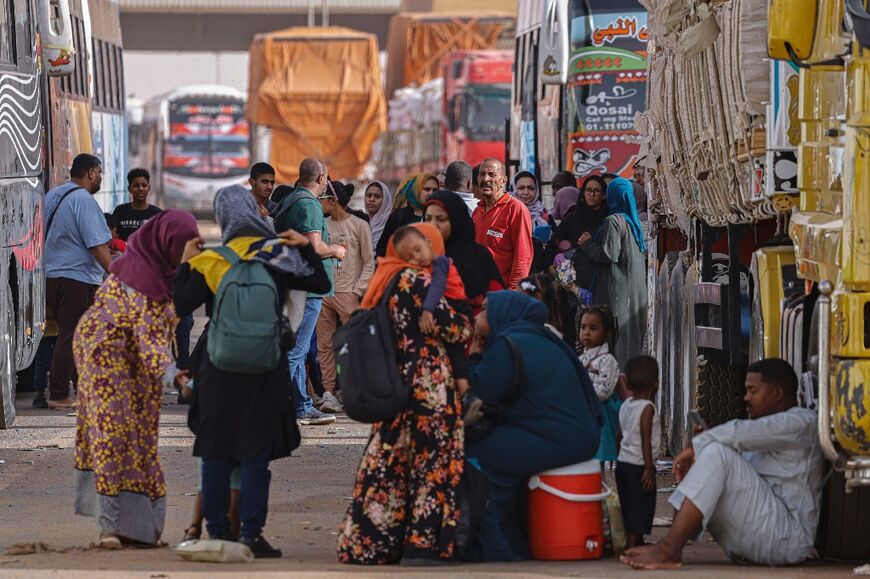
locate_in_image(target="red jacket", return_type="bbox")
[472,193,533,289]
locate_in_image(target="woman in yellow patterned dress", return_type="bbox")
[73,210,200,548]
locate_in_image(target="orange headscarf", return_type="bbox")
[361,222,466,309]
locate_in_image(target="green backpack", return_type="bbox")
[207,246,282,374]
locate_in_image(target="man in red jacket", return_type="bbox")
[472,158,533,289]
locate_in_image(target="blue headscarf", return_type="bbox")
[606,177,646,252]
[486,290,549,343]
[484,290,604,425]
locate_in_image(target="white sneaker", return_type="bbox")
[320,391,344,414]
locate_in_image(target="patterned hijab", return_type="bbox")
[394,173,437,212]
[511,171,547,229]
[606,177,646,252]
[214,185,274,243]
[109,209,199,303]
[367,181,394,252]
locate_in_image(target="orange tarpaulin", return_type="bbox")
[247,27,387,182]
[385,12,515,97]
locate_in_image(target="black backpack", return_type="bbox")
[333,274,410,423]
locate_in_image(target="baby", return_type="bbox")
[392,226,471,392]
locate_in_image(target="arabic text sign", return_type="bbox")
[566,8,648,178]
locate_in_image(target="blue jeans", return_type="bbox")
[201,449,271,539]
[289,297,322,416]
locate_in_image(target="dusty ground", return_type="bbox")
[0,390,860,578]
[0,219,858,576]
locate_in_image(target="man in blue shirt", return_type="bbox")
[44,154,112,409]
[272,158,346,425]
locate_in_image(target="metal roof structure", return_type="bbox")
[119,0,401,13]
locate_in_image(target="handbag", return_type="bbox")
[463,336,525,445]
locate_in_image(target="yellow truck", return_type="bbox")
[637,0,869,558]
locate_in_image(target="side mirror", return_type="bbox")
[540,0,569,85]
[38,0,75,77]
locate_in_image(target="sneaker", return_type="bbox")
[320,391,343,414]
[297,407,336,425]
[239,534,282,558]
[32,394,48,409]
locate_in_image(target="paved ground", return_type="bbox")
[0,391,861,578]
[0,221,859,577]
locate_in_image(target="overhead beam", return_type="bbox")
[120,13,392,50]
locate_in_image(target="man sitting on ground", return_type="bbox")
[622,358,824,569]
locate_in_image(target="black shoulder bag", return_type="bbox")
[45,186,83,235]
[333,273,410,423]
[463,335,525,445]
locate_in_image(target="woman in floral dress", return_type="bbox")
[337,225,473,565]
[74,210,200,548]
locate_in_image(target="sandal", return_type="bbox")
[96,535,122,550]
[182,524,201,542]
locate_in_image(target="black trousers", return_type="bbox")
[616,461,657,536]
[46,277,98,401]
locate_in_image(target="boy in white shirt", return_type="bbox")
[616,355,661,548]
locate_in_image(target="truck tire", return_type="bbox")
[696,360,745,427]
[0,290,17,429]
[816,471,870,560]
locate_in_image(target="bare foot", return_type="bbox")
[620,543,683,570]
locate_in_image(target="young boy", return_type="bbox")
[104,213,126,255]
[616,355,662,548]
[112,168,161,241]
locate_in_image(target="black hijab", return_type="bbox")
[425,190,505,299]
[557,175,610,245]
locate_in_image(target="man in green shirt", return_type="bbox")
[273,158,346,425]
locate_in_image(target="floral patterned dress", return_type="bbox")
[337,268,473,564]
[73,275,177,544]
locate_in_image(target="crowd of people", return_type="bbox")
[36,152,826,570]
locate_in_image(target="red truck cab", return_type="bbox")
[442,50,513,168]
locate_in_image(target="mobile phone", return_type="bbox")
[689,409,708,431]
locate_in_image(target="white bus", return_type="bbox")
[132,85,250,215]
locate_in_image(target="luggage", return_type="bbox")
[207,246,282,374]
[333,274,410,423]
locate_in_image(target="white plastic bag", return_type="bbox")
[175,539,254,563]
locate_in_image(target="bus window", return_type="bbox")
[92,39,102,107]
[115,46,125,108]
[76,16,86,97]
[103,41,112,109]
[108,43,119,110]
[0,0,13,65]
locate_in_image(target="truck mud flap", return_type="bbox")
[816,470,870,561]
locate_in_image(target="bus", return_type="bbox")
[47,0,127,212]
[132,85,250,215]
[1,0,126,428]
[510,0,647,199]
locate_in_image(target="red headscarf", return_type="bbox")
[109,209,199,303]
[361,222,466,309]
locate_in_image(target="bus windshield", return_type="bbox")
[164,99,250,179]
[465,85,511,142]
